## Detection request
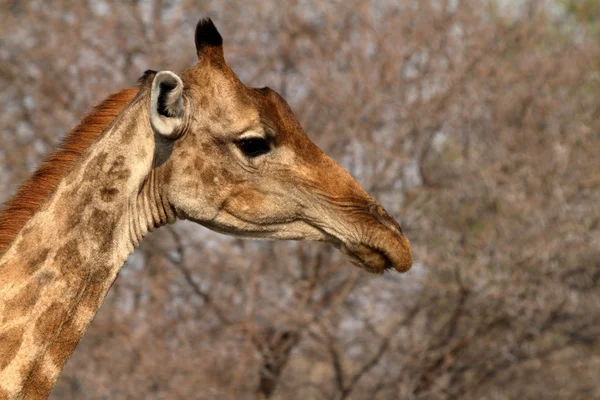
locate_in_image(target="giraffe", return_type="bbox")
[0,19,412,399]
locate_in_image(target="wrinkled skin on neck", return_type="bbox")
[148,20,412,273]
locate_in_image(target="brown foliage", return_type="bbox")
[1,1,599,399]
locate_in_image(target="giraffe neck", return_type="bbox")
[0,95,174,399]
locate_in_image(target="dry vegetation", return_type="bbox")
[1,0,599,399]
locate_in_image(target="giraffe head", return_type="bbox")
[149,19,412,273]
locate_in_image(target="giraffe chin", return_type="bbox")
[335,239,413,274]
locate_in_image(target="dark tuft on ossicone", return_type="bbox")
[138,70,157,86]
[195,18,223,53]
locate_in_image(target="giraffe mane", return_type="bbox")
[0,88,140,255]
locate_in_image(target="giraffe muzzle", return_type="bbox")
[327,202,412,274]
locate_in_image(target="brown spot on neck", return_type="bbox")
[20,360,54,400]
[54,241,84,286]
[25,248,50,275]
[47,313,84,369]
[80,266,111,312]
[89,208,118,253]
[3,271,54,322]
[0,325,25,371]
[34,302,68,345]
[100,187,120,202]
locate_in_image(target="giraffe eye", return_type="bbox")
[237,137,271,158]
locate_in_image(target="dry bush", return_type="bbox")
[1,0,599,399]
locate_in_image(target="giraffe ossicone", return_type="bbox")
[0,18,412,399]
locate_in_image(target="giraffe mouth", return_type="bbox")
[316,202,412,274]
[330,237,411,274]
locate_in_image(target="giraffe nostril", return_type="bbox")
[368,203,403,235]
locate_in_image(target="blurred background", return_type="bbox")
[1,0,599,399]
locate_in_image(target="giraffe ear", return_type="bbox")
[150,71,185,139]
